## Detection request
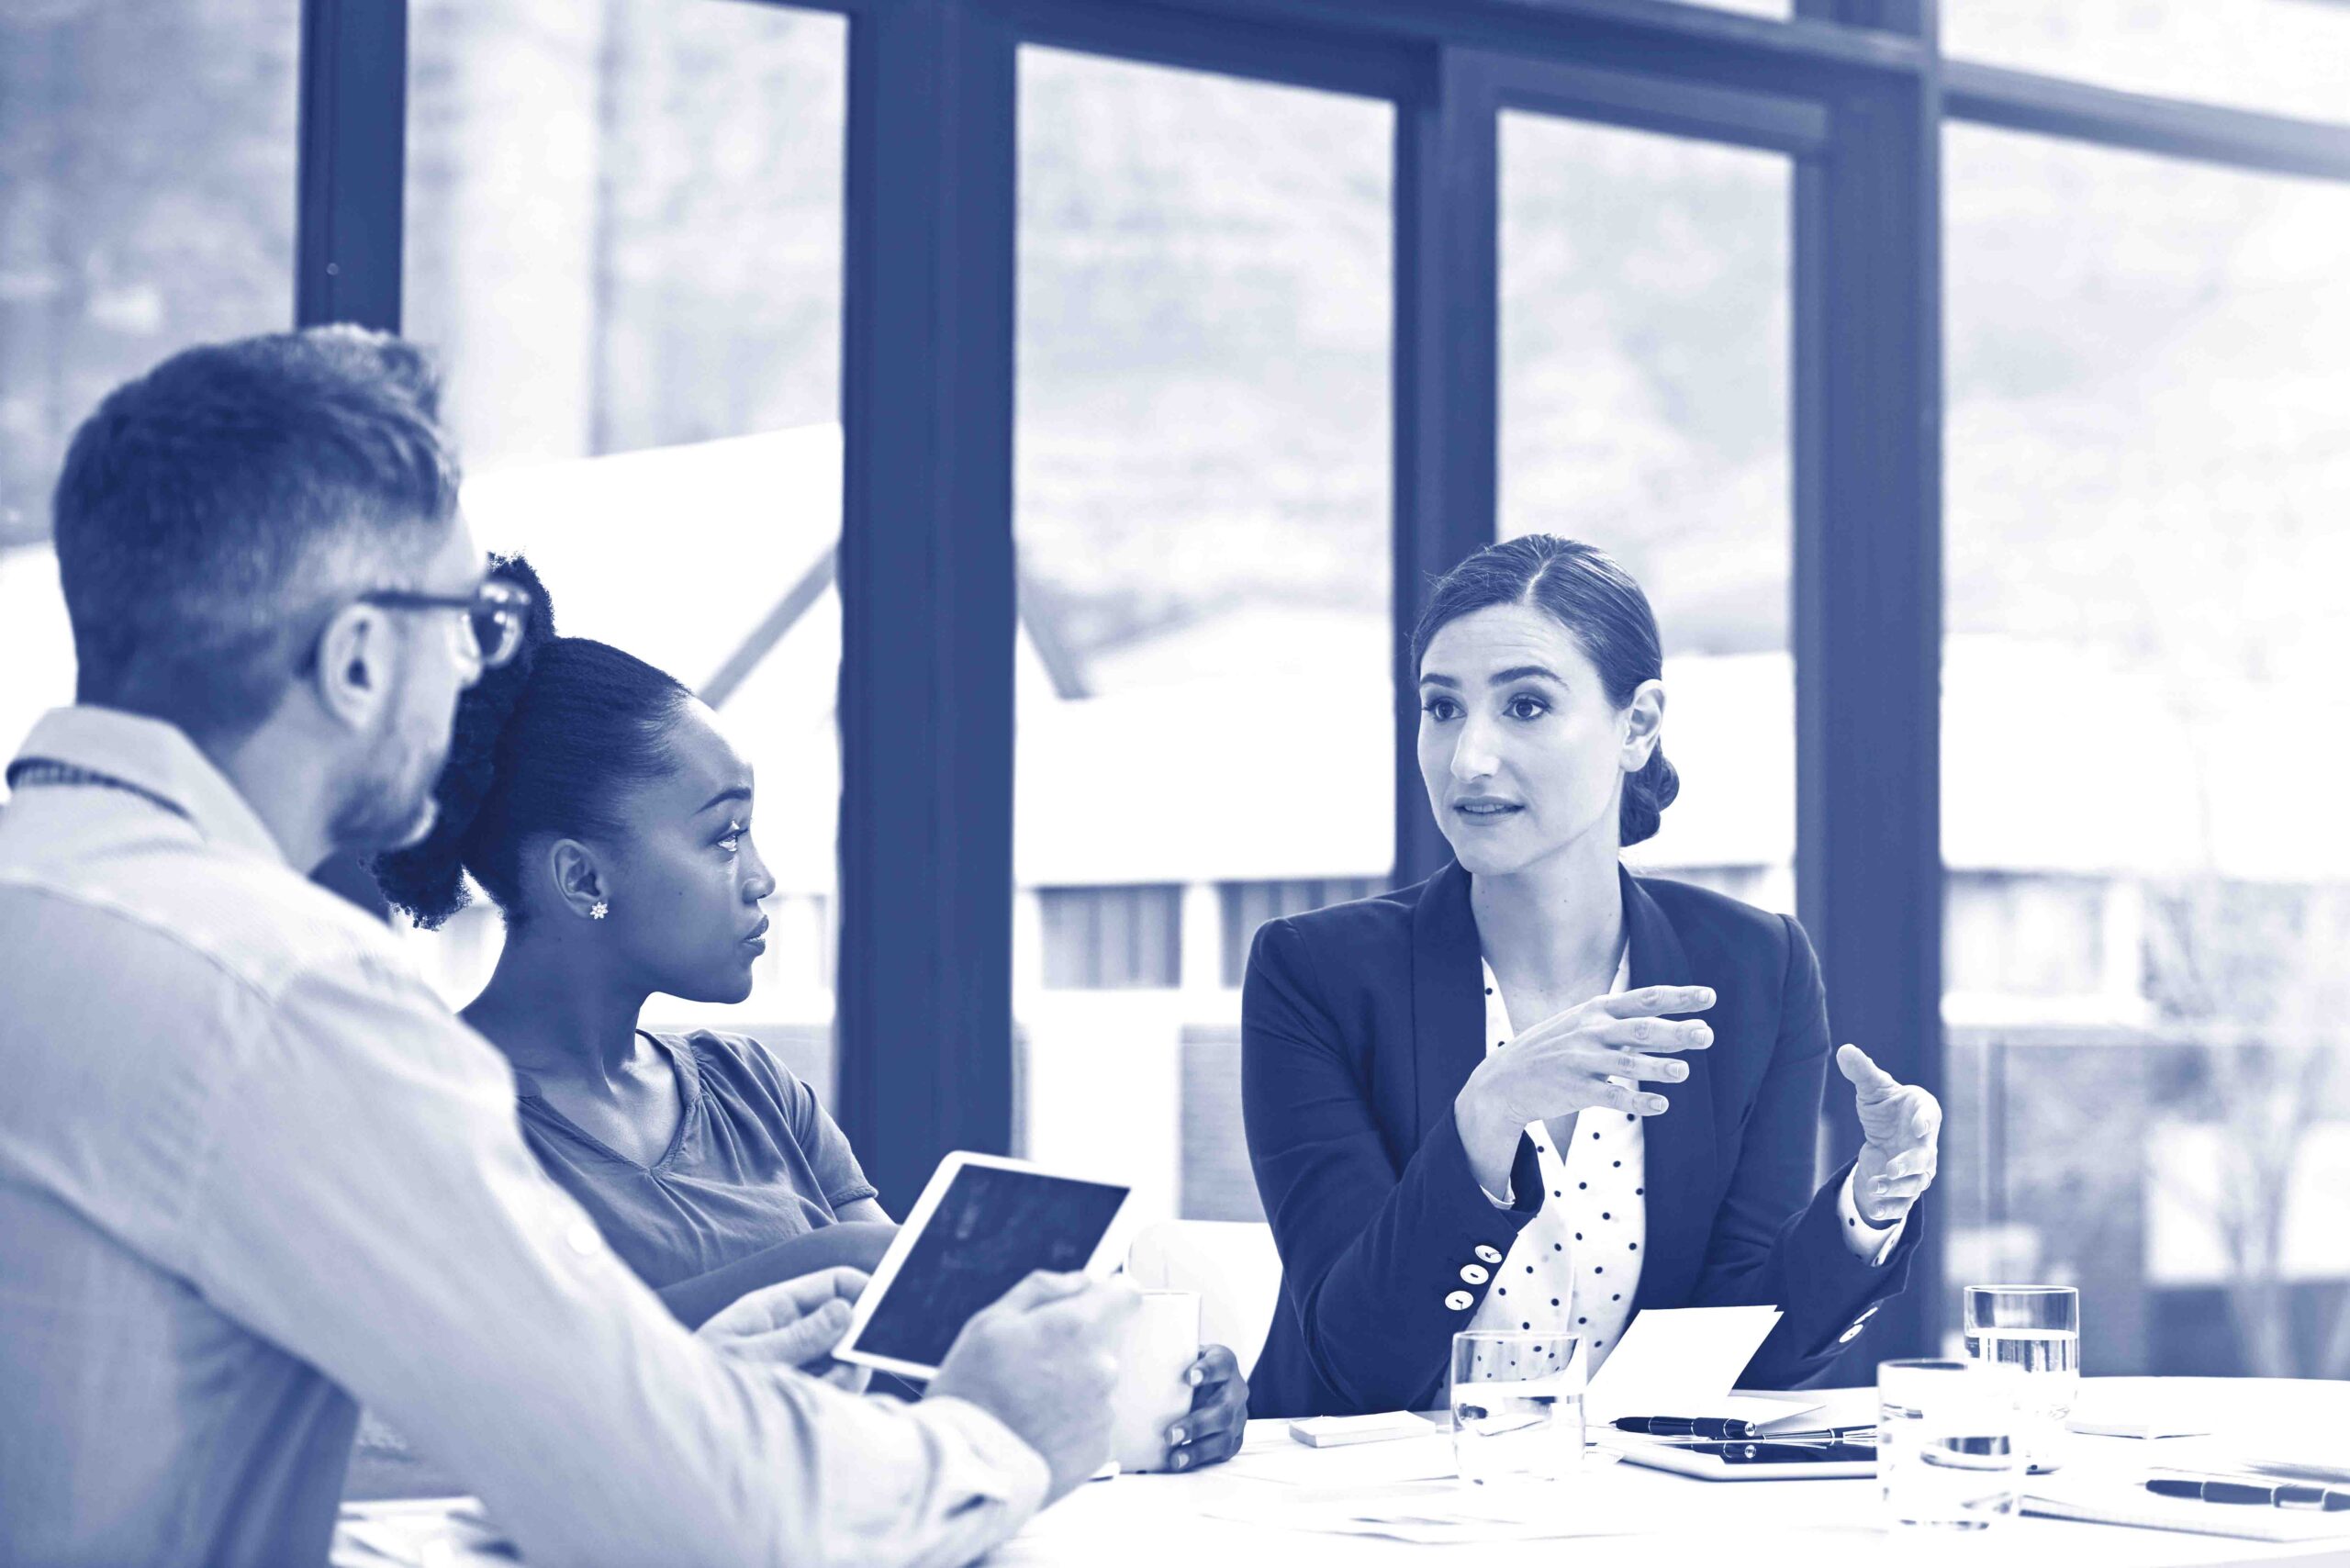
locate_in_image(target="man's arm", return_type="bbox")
[184,957,1046,1568]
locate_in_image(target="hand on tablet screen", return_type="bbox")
[698,1266,875,1392]
[929,1271,1141,1501]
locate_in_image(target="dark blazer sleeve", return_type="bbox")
[1242,918,1538,1414]
[1695,914,1921,1386]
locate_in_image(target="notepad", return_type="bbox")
[2022,1480,2350,1544]
[1583,1305,1785,1425]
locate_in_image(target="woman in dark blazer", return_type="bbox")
[1241,536,1943,1417]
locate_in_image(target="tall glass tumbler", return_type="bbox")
[1449,1330,1584,1487]
[1963,1285,2080,1473]
[1877,1359,2026,1530]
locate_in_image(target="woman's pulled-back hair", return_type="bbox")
[373,554,693,927]
[1409,534,1679,847]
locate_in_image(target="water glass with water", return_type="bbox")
[1963,1285,2080,1473]
[1449,1330,1584,1487]
[1877,1359,2026,1531]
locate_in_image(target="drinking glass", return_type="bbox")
[1449,1330,1583,1487]
[1963,1285,2080,1473]
[1877,1359,2027,1530]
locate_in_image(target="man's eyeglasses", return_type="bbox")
[358,580,534,669]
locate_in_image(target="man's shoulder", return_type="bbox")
[0,826,418,1009]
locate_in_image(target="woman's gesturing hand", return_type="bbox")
[1453,984,1717,1196]
[1836,1044,1941,1226]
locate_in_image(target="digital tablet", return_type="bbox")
[834,1152,1134,1381]
[1612,1437,1878,1481]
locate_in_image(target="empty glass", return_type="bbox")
[1877,1359,2027,1530]
[1449,1330,1584,1487]
[1963,1285,2080,1473]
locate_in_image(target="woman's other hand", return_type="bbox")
[696,1264,874,1392]
[1837,1044,1941,1226]
[1162,1344,1248,1471]
[1452,984,1717,1195]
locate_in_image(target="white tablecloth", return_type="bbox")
[335,1377,2350,1568]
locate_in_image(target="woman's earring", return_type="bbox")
[589,902,609,921]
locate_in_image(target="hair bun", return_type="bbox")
[1621,746,1679,847]
[371,552,557,926]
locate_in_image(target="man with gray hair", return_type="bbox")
[0,328,1134,1568]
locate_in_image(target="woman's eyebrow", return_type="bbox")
[1488,665,1563,687]
[1417,673,1460,689]
[696,786,752,814]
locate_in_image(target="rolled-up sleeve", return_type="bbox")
[182,955,1046,1568]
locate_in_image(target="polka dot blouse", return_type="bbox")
[1468,946,1644,1374]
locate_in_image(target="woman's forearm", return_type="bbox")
[655,1221,900,1330]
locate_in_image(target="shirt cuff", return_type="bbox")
[917,1394,1055,1520]
[1839,1166,1906,1266]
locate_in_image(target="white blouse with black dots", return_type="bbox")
[1469,946,1905,1374]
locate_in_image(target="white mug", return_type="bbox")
[1109,1289,1201,1474]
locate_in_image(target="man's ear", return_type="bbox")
[1620,678,1667,772]
[311,604,396,733]
[547,838,609,923]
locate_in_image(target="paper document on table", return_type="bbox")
[1583,1305,1782,1425]
[1221,1429,1459,1487]
[2022,1478,2350,1544]
[1202,1474,1654,1545]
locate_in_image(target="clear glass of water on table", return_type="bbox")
[1964,1285,2080,1473]
[1450,1330,1584,1486]
[1877,1359,2028,1531]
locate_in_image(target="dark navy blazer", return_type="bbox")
[1240,861,1921,1417]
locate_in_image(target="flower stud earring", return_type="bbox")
[589,902,609,921]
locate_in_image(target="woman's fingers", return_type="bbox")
[1603,1050,1694,1085]
[1590,984,1718,1019]
[1167,1372,1249,1470]
[1185,1343,1241,1393]
[1587,1016,1714,1054]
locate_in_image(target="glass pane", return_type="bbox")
[1013,47,1393,1224]
[1944,124,2350,1375]
[1499,111,1795,914]
[1944,1,2350,127]
[0,0,300,772]
[403,0,845,1100]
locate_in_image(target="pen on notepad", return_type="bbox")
[2146,1476,2350,1510]
[1611,1417,1761,1439]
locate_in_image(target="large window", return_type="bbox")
[401,0,846,1101]
[0,0,300,776]
[1942,124,2350,1376]
[1011,47,1393,1223]
[1499,112,1795,914]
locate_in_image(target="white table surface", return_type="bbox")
[335,1377,2350,1568]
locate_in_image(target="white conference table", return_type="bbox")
[337,1377,2350,1568]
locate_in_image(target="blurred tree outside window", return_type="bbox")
[1011,47,1394,1224]
[402,0,846,1100]
[1943,123,2350,1376]
[1500,111,1796,916]
[0,0,299,767]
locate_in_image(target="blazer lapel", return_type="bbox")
[1410,862,1487,1149]
[1621,867,1719,1314]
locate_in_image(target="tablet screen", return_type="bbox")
[848,1163,1130,1371]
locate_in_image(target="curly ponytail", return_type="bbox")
[372,553,693,928]
[373,554,556,927]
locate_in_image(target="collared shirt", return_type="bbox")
[1472,944,1903,1375]
[0,707,1047,1568]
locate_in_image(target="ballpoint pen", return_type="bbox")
[2146,1476,2350,1510]
[1611,1417,1761,1439]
